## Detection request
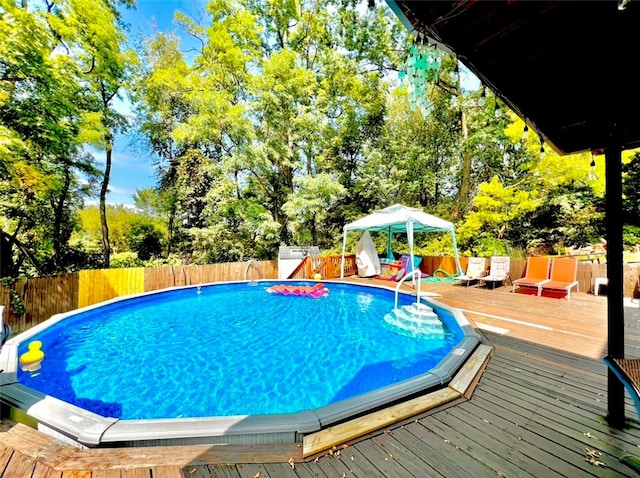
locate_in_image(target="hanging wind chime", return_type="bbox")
[398,35,442,116]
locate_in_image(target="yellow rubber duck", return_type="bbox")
[19,340,44,372]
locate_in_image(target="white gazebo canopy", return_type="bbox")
[340,203,462,278]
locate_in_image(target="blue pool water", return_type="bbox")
[17,282,463,420]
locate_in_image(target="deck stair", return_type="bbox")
[383,302,445,338]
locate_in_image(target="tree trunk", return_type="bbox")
[0,230,14,277]
[52,166,72,269]
[100,134,112,267]
[456,62,472,212]
[458,108,472,211]
[167,202,176,256]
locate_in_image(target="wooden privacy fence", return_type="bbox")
[0,274,79,335]
[1,260,278,334]
[0,256,637,335]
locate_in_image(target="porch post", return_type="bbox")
[605,144,625,427]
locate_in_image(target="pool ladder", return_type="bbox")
[386,270,444,338]
[244,259,262,282]
[393,269,424,310]
[383,303,444,338]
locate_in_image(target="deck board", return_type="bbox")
[401,422,497,478]
[234,463,271,478]
[446,403,554,478]
[368,433,441,478]
[4,451,37,478]
[3,281,640,477]
[305,455,346,478]
[90,470,123,478]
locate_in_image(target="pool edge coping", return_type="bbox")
[301,342,494,457]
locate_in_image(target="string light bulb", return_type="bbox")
[494,101,502,118]
[478,88,486,106]
[588,153,597,180]
[522,124,529,140]
[539,134,545,156]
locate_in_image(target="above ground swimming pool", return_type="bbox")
[0,280,481,447]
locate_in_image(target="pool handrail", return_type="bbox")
[394,269,423,310]
[244,258,262,281]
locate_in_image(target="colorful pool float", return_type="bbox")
[266,283,329,298]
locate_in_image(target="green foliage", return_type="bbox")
[110,252,142,268]
[8,289,25,317]
[413,234,455,257]
[623,225,640,249]
[127,222,163,260]
[0,277,25,317]
[0,0,618,273]
[461,237,509,258]
[623,152,640,227]
[282,173,347,246]
[73,205,165,259]
[0,0,135,274]
[457,176,540,244]
[143,254,183,268]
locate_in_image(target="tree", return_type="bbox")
[73,205,164,261]
[125,0,613,264]
[129,0,409,260]
[457,126,607,255]
[457,176,540,255]
[0,0,109,275]
[130,33,192,256]
[52,0,137,268]
[623,152,640,227]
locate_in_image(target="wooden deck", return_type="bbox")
[2,282,640,477]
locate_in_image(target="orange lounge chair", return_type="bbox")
[512,256,551,295]
[540,257,579,299]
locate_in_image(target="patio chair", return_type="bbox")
[603,356,640,418]
[479,256,511,289]
[512,256,551,295]
[394,254,428,281]
[540,257,579,299]
[603,356,640,472]
[454,257,487,286]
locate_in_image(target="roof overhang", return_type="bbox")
[386,0,640,155]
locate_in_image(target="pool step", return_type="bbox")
[383,303,445,338]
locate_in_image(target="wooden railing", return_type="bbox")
[288,254,357,280]
[0,255,637,335]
